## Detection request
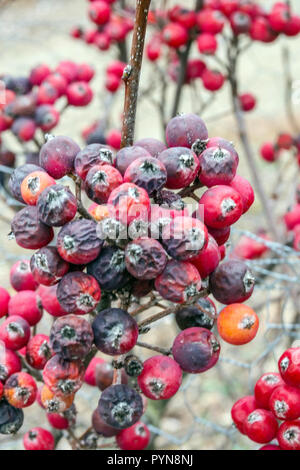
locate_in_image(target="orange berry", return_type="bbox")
[21,171,56,205]
[40,385,74,414]
[217,303,259,345]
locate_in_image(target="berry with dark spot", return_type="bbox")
[26,334,53,370]
[254,373,284,410]
[57,272,101,315]
[0,399,24,435]
[175,297,216,331]
[124,157,167,196]
[8,290,43,326]
[57,219,103,265]
[43,355,84,397]
[244,409,278,444]
[278,348,300,389]
[199,185,243,229]
[50,314,93,360]
[23,427,54,450]
[0,316,30,351]
[134,138,167,158]
[155,260,202,304]
[39,136,80,179]
[66,81,93,107]
[277,421,300,451]
[116,421,150,450]
[172,327,220,373]
[0,349,21,383]
[85,164,123,204]
[231,396,258,434]
[116,146,152,176]
[75,144,114,181]
[37,184,77,227]
[11,206,54,250]
[138,356,182,400]
[97,384,143,429]
[38,284,68,317]
[11,117,36,142]
[10,260,38,292]
[92,408,119,437]
[40,385,74,413]
[125,238,167,280]
[198,146,238,187]
[87,246,131,291]
[92,308,138,356]
[158,147,200,189]
[4,372,37,408]
[124,355,144,378]
[209,260,255,304]
[35,105,60,132]
[30,246,70,286]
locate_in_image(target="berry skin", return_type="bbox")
[57,272,101,315]
[106,60,126,79]
[84,357,105,386]
[10,260,38,292]
[8,290,43,326]
[35,105,60,132]
[217,304,259,345]
[198,146,238,187]
[138,356,182,400]
[85,164,123,204]
[30,247,69,286]
[0,316,30,351]
[200,185,243,229]
[158,147,200,190]
[55,61,78,83]
[277,421,300,451]
[162,216,208,261]
[278,348,300,388]
[202,69,225,91]
[169,6,197,28]
[92,408,119,437]
[37,184,77,227]
[43,73,68,96]
[88,203,110,222]
[92,308,138,356]
[26,334,53,370]
[0,349,22,382]
[87,246,130,291]
[50,314,94,360]
[134,138,167,158]
[38,284,68,317]
[106,129,121,150]
[125,238,167,280]
[76,63,95,82]
[40,385,74,413]
[165,113,208,149]
[4,372,37,408]
[239,93,256,112]
[11,206,54,250]
[210,260,255,304]
[39,136,80,179]
[0,399,24,435]
[254,373,285,410]
[191,234,221,279]
[23,427,55,451]
[37,82,59,105]
[172,327,220,374]
[230,11,252,35]
[95,361,128,391]
[30,64,51,86]
[269,384,300,421]
[88,0,111,25]
[116,422,150,450]
[244,409,278,444]
[207,225,231,246]
[57,219,103,265]
[162,22,188,48]
[229,174,255,214]
[260,142,278,163]
[277,133,293,150]
[116,146,151,176]
[97,384,143,429]
[175,298,216,331]
[47,412,70,430]
[105,73,121,93]
[197,8,225,34]
[231,396,258,434]
[21,171,56,206]
[155,260,201,304]
[259,445,281,451]
[107,182,151,226]
[0,382,3,400]
[124,157,167,196]
[0,287,10,317]
[8,163,46,203]
[12,118,36,142]
[43,355,84,397]
[197,33,218,55]
[66,81,93,107]
[75,143,115,180]
[284,205,300,231]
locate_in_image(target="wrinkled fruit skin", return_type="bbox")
[92,408,119,437]
[125,238,167,280]
[30,246,69,286]
[4,372,37,408]
[39,136,80,179]
[157,147,200,190]
[26,334,53,370]
[172,327,220,373]
[75,144,115,180]
[175,298,216,331]
[43,355,84,397]
[87,246,131,291]
[134,137,167,158]
[50,314,94,360]
[9,164,45,203]
[116,421,150,450]
[137,355,182,400]
[155,260,201,304]
[115,146,152,176]
[11,206,54,250]
[107,182,150,226]
[85,164,123,204]
[0,399,24,435]
[124,156,167,196]
[198,146,238,187]
[209,260,255,304]
[37,184,77,227]
[166,113,208,149]
[57,272,101,315]
[97,384,143,429]
[92,308,138,356]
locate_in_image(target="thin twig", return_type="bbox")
[136,341,171,355]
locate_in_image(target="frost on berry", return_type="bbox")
[98,384,143,429]
[280,357,290,372]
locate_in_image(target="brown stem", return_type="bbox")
[136,341,171,356]
[121,0,151,148]
[70,174,94,220]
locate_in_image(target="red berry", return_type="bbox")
[88,1,111,25]
[26,334,53,370]
[277,421,300,450]
[8,290,43,326]
[0,315,30,351]
[277,133,293,150]
[76,63,95,82]
[278,348,300,388]
[254,373,284,410]
[12,117,36,142]
[202,69,225,91]
[158,147,200,190]
[108,182,151,226]
[30,64,51,86]
[11,206,54,250]
[138,356,182,400]
[85,164,123,204]
[155,260,201,304]
[197,33,218,54]
[166,113,208,149]
[231,396,258,434]
[124,157,167,196]
[23,427,54,450]
[106,129,121,150]
[55,61,78,83]
[84,357,105,386]
[0,349,22,382]
[244,409,278,444]
[47,412,69,430]
[116,146,151,176]
[230,11,252,35]
[117,421,150,450]
[37,82,59,105]
[66,81,93,107]
[8,163,46,204]
[30,247,69,286]
[259,445,281,450]
[38,284,68,317]
[21,170,56,206]
[200,185,243,229]
[75,143,114,181]
[39,135,80,179]
[43,73,68,97]
[260,142,278,163]
[169,6,197,28]
[0,287,10,318]
[219,0,239,17]
[198,146,239,187]
[229,174,255,214]
[43,354,84,397]
[284,205,300,231]
[35,105,60,132]
[207,225,231,246]
[4,372,37,408]
[239,93,256,112]
[162,22,188,48]
[57,272,101,315]
[269,384,300,421]
[197,9,225,34]
[107,60,126,79]
[192,234,221,278]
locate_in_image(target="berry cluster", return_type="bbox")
[232,347,300,450]
[0,112,258,450]
[260,132,300,165]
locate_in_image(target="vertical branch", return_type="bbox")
[121,0,151,148]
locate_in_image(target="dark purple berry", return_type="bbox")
[9,164,46,203]
[92,408,119,437]
[166,113,208,149]
[30,246,69,286]
[39,136,80,179]
[87,246,131,291]
[175,298,216,331]
[134,138,167,158]
[125,238,167,280]
[75,144,115,181]
[124,157,167,195]
[11,206,54,250]
[57,219,102,264]
[0,399,24,435]
[50,314,94,360]
[57,272,101,315]
[198,146,238,187]
[37,184,77,227]
[115,146,151,176]
[157,147,200,189]
[209,260,255,304]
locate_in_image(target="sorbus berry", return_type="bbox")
[259,445,281,451]
[55,61,78,83]
[229,174,255,214]
[85,164,123,204]
[10,260,37,292]
[284,205,300,231]
[0,286,10,317]
[76,63,95,82]
[26,334,53,370]
[197,33,218,54]
[158,147,200,189]
[209,260,255,304]
[277,421,300,450]
[50,314,93,360]
[23,427,55,450]
[116,421,150,450]
[4,372,37,408]
[125,238,167,280]
[230,11,252,35]
[124,157,167,196]
[198,145,239,187]
[43,73,68,97]
[155,260,201,304]
[95,361,128,391]
[108,182,151,226]
[217,304,259,345]
[40,384,74,413]
[39,136,80,179]
[244,409,278,444]
[172,327,220,373]
[138,356,182,400]
[175,297,216,331]
[269,384,300,421]
[66,81,93,107]
[88,0,111,25]
[278,348,300,388]
[30,247,69,286]
[92,408,119,437]
[21,170,56,206]
[0,399,24,435]
[162,22,188,48]
[38,284,68,317]
[169,6,197,28]
[239,93,256,112]
[197,9,225,34]
[166,113,208,149]
[35,105,60,132]
[191,234,221,278]
[106,129,121,150]
[47,411,71,430]
[202,69,225,91]
[37,82,59,105]
[0,316,30,351]
[8,290,43,326]
[231,396,258,434]
[254,373,284,410]
[84,357,105,386]
[12,117,36,142]
[43,355,84,397]
[30,64,51,86]
[199,185,243,229]
[207,225,231,246]
[57,272,101,315]
[75,143,115,180]
[8,163,46,203]
[116,146,151,176]
[260,142,278,163]
[0,349,21,382]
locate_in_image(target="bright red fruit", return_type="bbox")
[138,356,182,400]
[116,422,150,450]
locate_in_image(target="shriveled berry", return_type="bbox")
[166,114,208,149]
[8,290,43,326]
[11,206,54,250]
[23,427,54,450]
[134,138,167,158]
[108,182,150,226]
[39,136,80,179]
[0,316,30,351]
[75,144,115,180]
[57,219,102,264]
[87,246,130,291]
[155,260,201,304]
[26,334,53,370]
[116,421,150,450]
[172,327,220,373]
[10,260,38,292]
[30,246,69,286]
[0,399,24,435]
[124,157,167,196]
[38,284,68,317]
[244,409,278,444]
[125,238,167,280]
[92,308,138,356]
[210,260,255,305]
[231,396,258,434]
[97,384,143,429]
[85,164,123,204]
[43,355,84,397]
[116,146,152,176]
[254,373,284,410]
[138,356,182,400]
[37,184,77,227]
[198,146,238,187]
[57,272,101,315]
[8,163,45,203]
[157,147,200,189]
[50,314,93,360]
[4,372,37,408]
[175,298,216,331]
